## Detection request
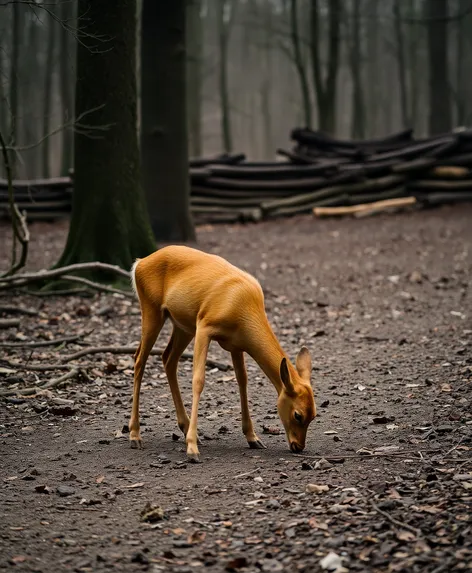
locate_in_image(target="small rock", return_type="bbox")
[254,476,263,483]
[225,557,248,571]
[306,483,329,494]
[57,485,76,497]
[140,502,166,523]
[172,433,181,441]
[131,552,149,565]
[314,458,333,470]
[372,416,395,424]
[35,485,51,494]
[320,551,348,572]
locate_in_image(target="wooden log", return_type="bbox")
[291,127,414,150]
[0,176,72,190]
[188,153,246,167]
[430,166,469,179]
[191,195,272,208]
[436,152,472,167]
[207,163,342,180]
[268,195,350,219]
[366,136,457,163]
[417,191,472,205]
[0,200,71,211]
[346,186,407,206]
[313,196,416,217]
[191,186,301,199]
[409,179,472,191]
[261,174,405,213]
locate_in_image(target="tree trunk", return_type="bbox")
[187,0,203,157]
[350,0,366,139]
[56,0,156,273]
[9,1,21,176]
[406,0,420,133]
[365,0,380,136]
[140,0,196,243]
[426,0,452,135]
[59,0,75,176]
[289,0,312,128]
[217,0,233,153]
[42,10,57,178]
[310,0,341,134]
[393,1,409,128]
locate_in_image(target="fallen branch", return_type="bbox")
[61,275,133,298]
[0,358,72,371]
[0,318,20,328]
[313,196,416,218]
[0,261,130,290]
[0,330,93,348]
[61,345,231,371]
[0,305,39,316]
[0,368,81,397]
[371,501,421,537]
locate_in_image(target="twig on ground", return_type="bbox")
[235,468,261,479]
[0,318,20,328]
[0,368,81,397]
[293,449,440,461]
[0,330,93,348]
[0,305,39,316]
[60,345,231,371]
[18,287,90,297]
[0,262,130,291]
[0,359,72,372]
[371,501,422,537]
[61,275,133,298]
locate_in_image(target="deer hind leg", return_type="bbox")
[186,325,211,462]
[162,325,193,438]
[129,303,165,449]
[231,350,266,450]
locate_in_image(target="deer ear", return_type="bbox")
[296,346,312,381]
[280,357,295,394]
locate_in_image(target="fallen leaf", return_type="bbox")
[309,517,329,530]
[125,482,145,489]
[96,475,105,484]
[140,502,166,523]
[305,483,329,494]
[397,530,416,542]
[187,530,206,544]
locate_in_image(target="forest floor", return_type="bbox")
[0,205,471,573]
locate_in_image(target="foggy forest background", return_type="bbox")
[0,0,470,179]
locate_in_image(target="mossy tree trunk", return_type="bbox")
[140,0,196,243]
[56,0,156,274]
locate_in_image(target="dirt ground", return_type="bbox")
[1,205,471,573]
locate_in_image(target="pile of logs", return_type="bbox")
[2,129,472,224]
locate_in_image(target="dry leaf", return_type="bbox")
[125,482,144,489]
[397,530,416,542]
[96,475,105,484]
[309,517,329,531]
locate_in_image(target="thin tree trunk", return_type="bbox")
[406,0,419,132]
[187,0,203,157]
[217,0,233,153]
[426,0,452,135]
[140,0,196,243]
[59,0,75,176]
[310,0,341,134]
[9,1,21,176]
[289,0,311,128]
[456,0,468,125]
[393,1,409,127]
[56,0,156,272]
[42,11,57,178]
[350,0,366,139]
[366,0,380,136]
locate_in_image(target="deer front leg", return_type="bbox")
[186,327,210,462]
[231,350,266,450]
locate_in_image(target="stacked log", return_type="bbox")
[2,131,472,224]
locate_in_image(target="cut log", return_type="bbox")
[291,127,414,150]
[409,179,472,191]
[261,174,405,213]
[417,191,472,204]
[0,177,72,190]
[365,136,457,163]
[313,196,416,217]
[430,166,470,178]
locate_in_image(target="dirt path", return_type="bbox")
[1,205,471,573]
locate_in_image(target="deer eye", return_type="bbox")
[294,412,303,423]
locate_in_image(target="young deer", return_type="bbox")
[129,245,316,462]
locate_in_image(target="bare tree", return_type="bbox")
[349,0,366,138]
[42,4,57,178]
[59,0,75,175]
[393,0,409,128]
[56,0,156,272]
[187,0,203,157]
[289,0,312,128]
[426,0,452,134]
[309,0,341,134]
[140,0,196,243]
[217,0,235,152]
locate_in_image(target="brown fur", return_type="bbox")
[129,245,316,461]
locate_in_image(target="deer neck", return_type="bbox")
[243,318,297,396]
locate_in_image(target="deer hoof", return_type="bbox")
[130,438,143,449]
[248,439,267,450]
[187,453,201,463]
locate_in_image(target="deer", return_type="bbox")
[129,245,317,462]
